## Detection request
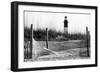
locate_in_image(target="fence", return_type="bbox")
[24,24,33,59]
[79,27,90,57]
[24,24,90,60]
[24,24,49,59]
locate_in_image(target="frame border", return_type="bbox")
[11,1,98,72]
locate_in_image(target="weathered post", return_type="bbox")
[86,27,90,57]
[79,27,90,57]
[30,24,33,59]
[24,41,28,59]
[46,28,48,49]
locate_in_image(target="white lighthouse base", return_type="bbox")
[64,28,68,34]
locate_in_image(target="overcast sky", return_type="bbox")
[24,11,91,34]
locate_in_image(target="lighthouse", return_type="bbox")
[64,16,68,34]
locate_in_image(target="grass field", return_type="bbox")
[24,40,90,62]
[35,40,87,51]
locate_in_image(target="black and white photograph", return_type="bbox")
[24,11,91,62]
[11,1,97,71]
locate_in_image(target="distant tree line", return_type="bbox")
[24,27,90,41]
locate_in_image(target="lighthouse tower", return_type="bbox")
[64,16,68,34]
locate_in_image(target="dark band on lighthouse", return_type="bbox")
[64,16,68,34]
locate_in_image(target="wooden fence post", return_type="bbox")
[30,24,33,59]
[46,28,48,49]
[86,27,90,57]
[79,27,90,57]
